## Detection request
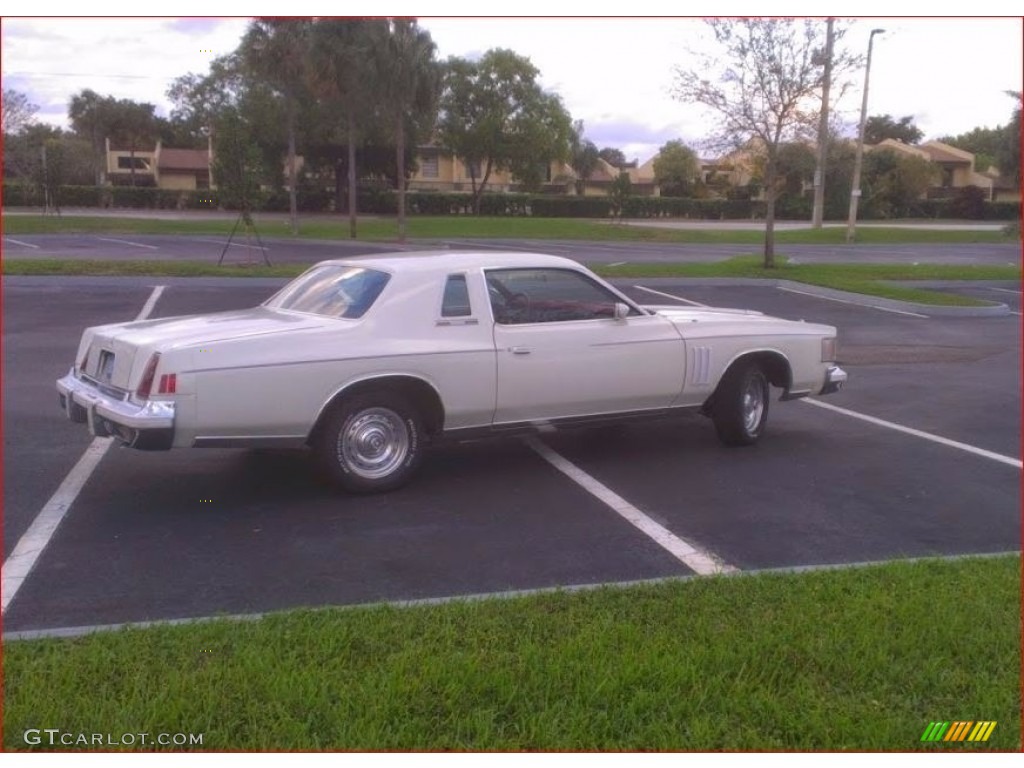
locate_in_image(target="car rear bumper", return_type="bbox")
[819,364,848,395]
[56,368,175,450]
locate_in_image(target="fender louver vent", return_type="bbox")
[691,346,712,385]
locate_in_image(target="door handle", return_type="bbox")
[509,346,531,355]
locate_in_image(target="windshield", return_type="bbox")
[263,265,391,319]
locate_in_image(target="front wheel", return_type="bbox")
[315,392,424,493]
[710,362,769,446]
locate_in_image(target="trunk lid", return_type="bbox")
[83,307,336,390]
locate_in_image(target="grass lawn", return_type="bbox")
[3,555,1019,751]
[4,256,1017,307]
[2,213,1014,244]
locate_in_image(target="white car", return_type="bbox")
[57,251,847,493]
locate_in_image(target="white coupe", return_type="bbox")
[57,251,847,493]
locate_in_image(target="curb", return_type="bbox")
[614,276,1012,317]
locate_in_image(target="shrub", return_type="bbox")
[984,201,1021,221]
[3,184,44,207]
[945,185,987,220]
[109,186,160,208]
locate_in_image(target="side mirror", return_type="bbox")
[613,302,630,321]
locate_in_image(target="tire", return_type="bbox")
[710,362,770,446]
[314,391,424,493]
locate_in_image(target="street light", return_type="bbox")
[846,28,885,243]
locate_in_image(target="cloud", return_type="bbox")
[163,18,229,36]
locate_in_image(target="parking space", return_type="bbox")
[2,281,154,559]
[622,283,1021,457]
[2,277,1019,633]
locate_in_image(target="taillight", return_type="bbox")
[136,353,160,399]
[158,373,177,394]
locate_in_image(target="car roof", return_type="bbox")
[318,250,588,274]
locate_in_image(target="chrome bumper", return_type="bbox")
[820,365,848,395]
[56,368,175,450]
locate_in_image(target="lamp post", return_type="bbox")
[846,27,885,243]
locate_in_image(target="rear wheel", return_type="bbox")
[710,362,769,446]
[315,392,424,493]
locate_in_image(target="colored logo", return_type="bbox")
[921,721,996,743]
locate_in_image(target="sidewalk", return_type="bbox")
[616,219,1009,232]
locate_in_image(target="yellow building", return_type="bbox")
[407,147,584,194]
[105,138,211,189]
[870,139,1019,203]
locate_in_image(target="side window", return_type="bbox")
[487,268,636,325]
[441,274,472,317]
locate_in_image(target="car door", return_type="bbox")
[487,267,686,423]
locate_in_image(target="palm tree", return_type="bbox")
[308,20,385,239]
[372,20,441,243]
[68,89,115,185]
[241,19,312,236]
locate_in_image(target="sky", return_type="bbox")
[2,15,1022,165]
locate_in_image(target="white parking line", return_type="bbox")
[95,236,159,250]
[987,287,1021,295]
[194,237,271,252]
[1,285,166,616]
[801,398,1022,470]
[777,285,929,318]
[633,285,708,307]
[137,285,165,318]
[3,237,39,248]
[525,437,736,575]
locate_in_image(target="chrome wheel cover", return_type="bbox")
[742,377,765,434]
[339,407,409,479]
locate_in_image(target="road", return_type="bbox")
[2,232,1020,266]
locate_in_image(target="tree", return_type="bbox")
[863,114,923,145]
[608,172,633,220]
[308,19,386,239]
[438,48,573,214]
[68,89,117,184]
[995,91,1021,186]
[241,18,313,235]
[2,89,38,136]
[672,20,854,267]
[167,54,244,144]
[370,19,441,242]
[860,150,936,218]
[599,147,627,168]
[753,141,818,217]
[211,108,265,215]
[652,139,700,197]
[108,99,158,187]
[570,121,600,195]
[937,124,1004,171]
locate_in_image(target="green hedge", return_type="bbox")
[909,198,1020,221]
[3,183,1018,221]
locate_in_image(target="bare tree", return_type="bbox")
[3,88,38,136]
[673,20,855,267]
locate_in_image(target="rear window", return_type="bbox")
[263,265,390,319]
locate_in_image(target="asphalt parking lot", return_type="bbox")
[2,276,1020,633]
